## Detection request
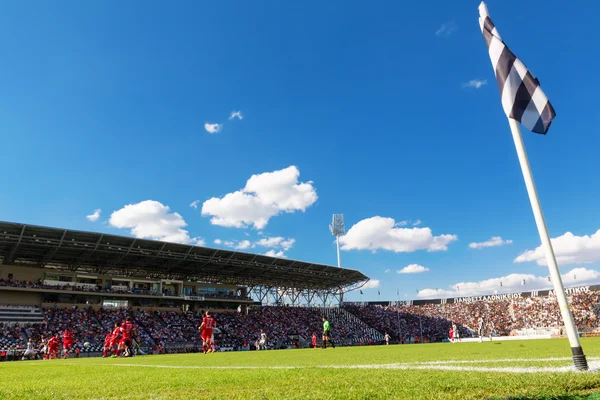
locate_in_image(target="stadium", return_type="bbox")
[2,0,600,399]
[1,221,600,399]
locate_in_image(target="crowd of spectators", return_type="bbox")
[1,291,599,356]
[345,291,600,341]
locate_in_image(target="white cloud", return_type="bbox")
[229,111,243,120]
[469,236,513,249]
[86,209,101,222]
[416,268,600,299]
[463,79,488,89]
[109,200,204,245]
[435,21,457,37]
[385,269,391,273]
[214,236,294,252]
[362,279,381,289]
[213,239,252,250]
[214,235,294,256]
[397,264,429,274]
[265,249,286,258]
[204,123,223,134]
[340,216,457,253]
[255,236,295,250]
[515,229,600,266]
[201,166,317,229]
[189,200,200,209]
[412,220,421,226]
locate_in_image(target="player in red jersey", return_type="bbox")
[198,311,216,354]
[109,322,121,357]
[47,333,60,359]
[312,333,317,349]
[103,331,113,358]
[117,317,136,357]
[62,328,74,359]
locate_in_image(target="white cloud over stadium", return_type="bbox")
[469,236,512,249]
[201,166,317,229]
[397,264,429,274]
[515,229,600,266]
[109,200,204,245]
[416,267,600,299]
[340,216,457,253]
[86,209,101,222]
[214,236,295,257]
[362,279,381,289]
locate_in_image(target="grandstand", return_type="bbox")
[0,221,372,354]
[1,221,599,360]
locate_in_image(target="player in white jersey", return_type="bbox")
[23,338,37,360]
[477,317,484,342]
[452,323,460,342]
[384,333,391,346]
[210,332,216,352]
[259,329,267,350]
[488,320,494,341]
[39,336,47,359]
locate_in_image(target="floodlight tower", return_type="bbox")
[329,214,345,269]
[329,214,345,306]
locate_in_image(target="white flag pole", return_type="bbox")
[507,117,588,370]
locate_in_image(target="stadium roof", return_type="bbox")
[0,222,369,292]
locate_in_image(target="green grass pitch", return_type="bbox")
[1,339,600,399]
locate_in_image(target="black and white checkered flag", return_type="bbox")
[478,2,555,134]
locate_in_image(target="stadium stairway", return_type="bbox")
[0,306,44,324]
[323,307,385,343]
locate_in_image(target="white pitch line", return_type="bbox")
[109,360,600,374]
[415,356,600,365]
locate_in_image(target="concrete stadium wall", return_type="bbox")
[0,291,42,306]
[0,264,45,282]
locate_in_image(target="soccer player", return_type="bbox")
[477,317,484,343]
[198,310,216,354]
[210,332,216,353]
[118,317,136,357]
[311,333,317,349]
[452,322,460,342]
[103,331,113,358]
[384,333,391,346]
[39,335,47,359]
[259,329,267,350]
[109,322,121,358]
[322,316,335,349]
[62,328,74,358]
[23,338,36,360]
[48,333,60,359]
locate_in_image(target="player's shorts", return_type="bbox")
[323,330,330,338]
[63,341,73,350]
[201,329,213,342]
[120,337,132,346]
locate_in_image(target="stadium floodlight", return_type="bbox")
[329,214,345,268]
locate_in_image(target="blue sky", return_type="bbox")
[1,0,600,301]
